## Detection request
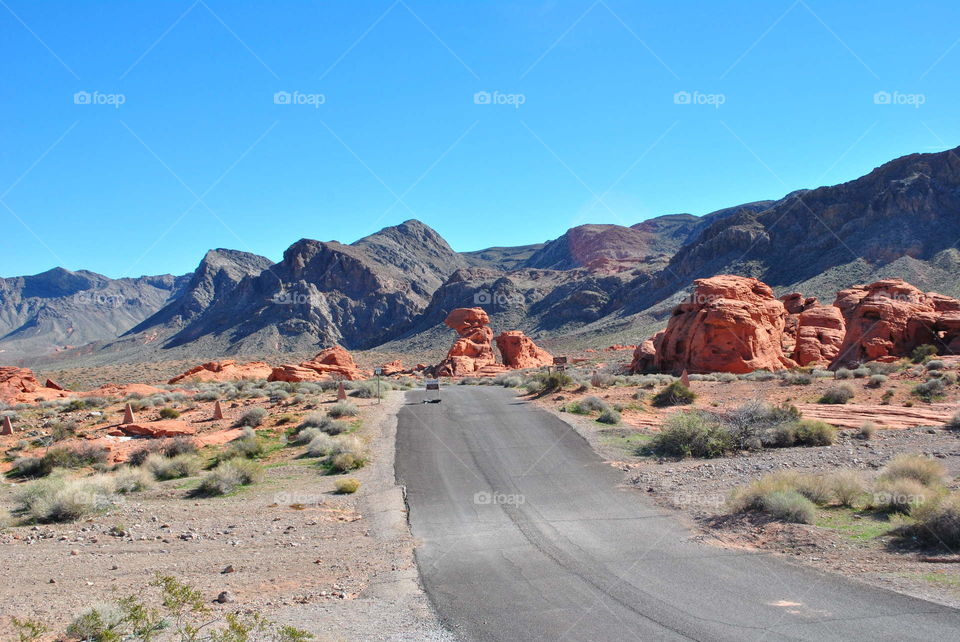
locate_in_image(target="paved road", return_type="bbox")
[395,387,960,641]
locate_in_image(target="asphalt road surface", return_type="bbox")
[395,386,960,641]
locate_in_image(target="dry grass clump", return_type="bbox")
[651,381,697,407]
[911,493,960,548]
[12,473,119,523]
[879,453,948,487]
[144,453,203,480]
[195,458,265,496]
[327,402,359,419]
[728,469,870,522]
[233,406,267,428]
[871,478,935,514]
[818,384,855,404]
[335,478,361,494]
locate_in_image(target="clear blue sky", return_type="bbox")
[2,0,958,279]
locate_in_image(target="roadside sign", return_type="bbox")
[553,356,568,365]
[374,367,383,376]
[425,379,440,391]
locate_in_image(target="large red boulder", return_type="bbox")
[645,275,797,374]
[629,331,664,373]
[496,331,552,369]
[832,279,954,366]
[792,305,846,367]
[435,308,498,376]
[168,360,273,384]
[268,346,366,382]
[119,420,197,438]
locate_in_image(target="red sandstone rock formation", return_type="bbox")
[640,275,797,374]
[0,366,40,402]
[119,420,197,438]
[793,305,846,367]
[168,360,273,384]
[780,293,818,353]
[435,308,498,376]
[380,360,405,376]
[832,279,960,367]
[44,378,64,391]
[629,331,664,373]
[269,346,367,382]
[495,331,553,369]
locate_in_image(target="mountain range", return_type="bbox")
[4,144,959,367]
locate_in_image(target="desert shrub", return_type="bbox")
[128,437,197,466]
[649,411,732,459]
[651,381,697,407]
[195,458,264,496]
[911,493,960,548]
[145,453,202,480]
[793,420,836,446]
[872,478,934,514]
[222,427,265,459]
[349,380,391,399]
[292,427,323,445]
[335,478,361,494]
[945,412,960,431]
[830,470,867,507]
[494,374,523,388]
[234,407,267,427]
[295,412,347,435]
[926,359,946,371]
[879,453,947,487]
[192,390,219,402]
[590,372,615,388]
[744,370,777,382]
[12,444,111,478]
[112,466,153,493]
[790,473,833,505]
[716,373,737,383]
[867,374,888,388]
[762,490,817,523]
[13,474,117,523]
[781,372,812,386]
[305,433,339,457]
[724,401,800,450]
[529,371,572,394]
[834,368,853,380]
[9,456,50,479]
[912,378,946,402]
[49,421,78,442]
[881,389,895,405]
[597,408,621,425]
[857,422,876,440]
[941,372,959,385]
[158,407,180,419]
[811,368,833,378]
[579,396,611,413]
[818,384,855,404]
[912,344,938,363]
[327,402,359,419]
[852,367,870,379]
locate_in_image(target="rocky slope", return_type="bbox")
[5,144,960,366]
[0,268,185,361]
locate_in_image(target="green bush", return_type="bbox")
[762,490,817,524]
[222,427,265,459]
[852,367,870,378]
[946,412,960,431]
[867,374,887,388]
[145,453,202,480]
[158,407,181,419]
[327,402,359,419]
[857,422,876,440]
[793,420,836,446]
[879,453,947,487]
[13,473,118,523]
[597,408,621,425]
[911,493,960,548]
[818,384,855,404]
[727,472,818,523]
[112,466,153,493]
[834,368,853,380]
[529,371,572,394]
[911,344,938,363]
[234,407,268,427]
[649,411,732,459]
[781,372,812,386]
[579,396,611,413]
[651,381,697,407]
[912,378,946,402]
[872,478,934,514]
[335,478,361,494]
[195,458,264,496]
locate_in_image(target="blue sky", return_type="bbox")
[2,0,958,279]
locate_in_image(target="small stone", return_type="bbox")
[216,591,234,604]
[222,565,235,574]
[70,549,79,556]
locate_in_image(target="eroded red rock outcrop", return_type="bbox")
[168,360,273,384]
[780,293,819,353]
[119,420,197,438]
[435,308,498,376]
[629,331,664,374]
[0,367,69,404]
[638,275,797,374]
[832,279,960,367]
[495,331,552,369]
[379,359,405,376]
[269,346,366,382]
[793,305,846,367]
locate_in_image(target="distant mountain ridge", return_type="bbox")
[4,144,960,365]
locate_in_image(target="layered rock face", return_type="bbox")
[495,331,552,369]
[629,331,664,373]
[793,305,846,367]
[643,275,797,374]
[435,308,498,376]
[0,366,41,403]
[780,293,819,353]
[269,346,366,382]
[168,360,273,384]
[832,279,959,366]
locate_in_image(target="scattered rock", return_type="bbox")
[495,330,552,369]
